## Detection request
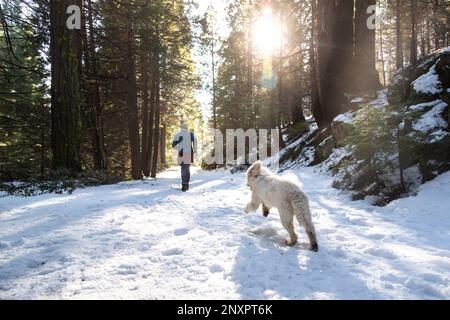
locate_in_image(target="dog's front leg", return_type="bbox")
[244,201,260,214]
[244,193,261,214]
[262,203,270,217]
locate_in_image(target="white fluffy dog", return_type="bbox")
[244,161,319,251]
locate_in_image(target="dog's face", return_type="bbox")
[246,161,262,188]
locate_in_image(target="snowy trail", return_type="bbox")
[1,167,449,299]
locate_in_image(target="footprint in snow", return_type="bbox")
[225,240,239,248]
[116,264,138,275]
[174,228,189,236]
[421,273,444,283]
[250,227,278,237]
[12,238,26,247]
[349,218,369,226]
[27,259,47,269]
[334,235,346,241]
[405,278,446,299]
[209,264,224,273]
[364,247,398,260]
[162,248,183,256]
[320,228,337,235]
[0,241,10,249]
[367,233,385,240]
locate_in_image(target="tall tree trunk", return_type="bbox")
[125,19,142,180]
[379,26,387,87]
[212,28,217,131]
[316,0,351,126]
[396,0,404,70]
[433,0,439,50]
[291,83,306,125]
[316,0,335,126]
[335,0,354,92]
[447,14,450,47]
[146,48,156,175]
[277,47,283,129]
[247,30,255,128]
[310,0,323,127]
[270,55,277,128]
[40,124,45,176]
[85,0,107,170]
[354,0,381,92]
[150,39,161,178]
[419,22,424,57]
[143,46,157,175]
[291,49,306,124]
[50,0,82,171]
[160,123,166,166]
[141,43,151,177]
[410,0,418,65]
[426,17,431,55]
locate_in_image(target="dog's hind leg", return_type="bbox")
[293,200,318,252]
[279,209,298,247]
[303,216,319,252]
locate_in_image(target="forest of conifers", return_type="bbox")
[1,0,449,182]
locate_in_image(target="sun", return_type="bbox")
[252,6,283,58]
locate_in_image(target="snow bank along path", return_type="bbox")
[1,167,449,299]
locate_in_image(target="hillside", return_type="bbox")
[278,47,450,205]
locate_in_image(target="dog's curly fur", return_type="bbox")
[245,161,319,251]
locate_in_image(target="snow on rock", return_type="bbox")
[410,99,445,111]
[277,123,318,169]
[286,123,319,150]
[351,97,364,103]
[412,101,448,135]
[295,147,315,167]
[1,167,450,299]
[412,62,443,95]
[319,147,350,174]
[371,90,389,108]
[333,112,354,125]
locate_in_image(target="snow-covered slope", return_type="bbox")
[1,167,449,299]
[277,48,449,204]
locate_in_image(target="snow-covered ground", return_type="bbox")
[1,167,449,300]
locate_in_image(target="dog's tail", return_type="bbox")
[291,195,319,252]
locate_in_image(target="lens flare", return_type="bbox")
[252,6,282,58]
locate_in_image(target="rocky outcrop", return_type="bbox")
[387,48,449,105]
[280,48,450,205]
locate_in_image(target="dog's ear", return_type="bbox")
[248,161,262,177]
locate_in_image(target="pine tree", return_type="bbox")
[0,0,50,179]
[49,0,82,171]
